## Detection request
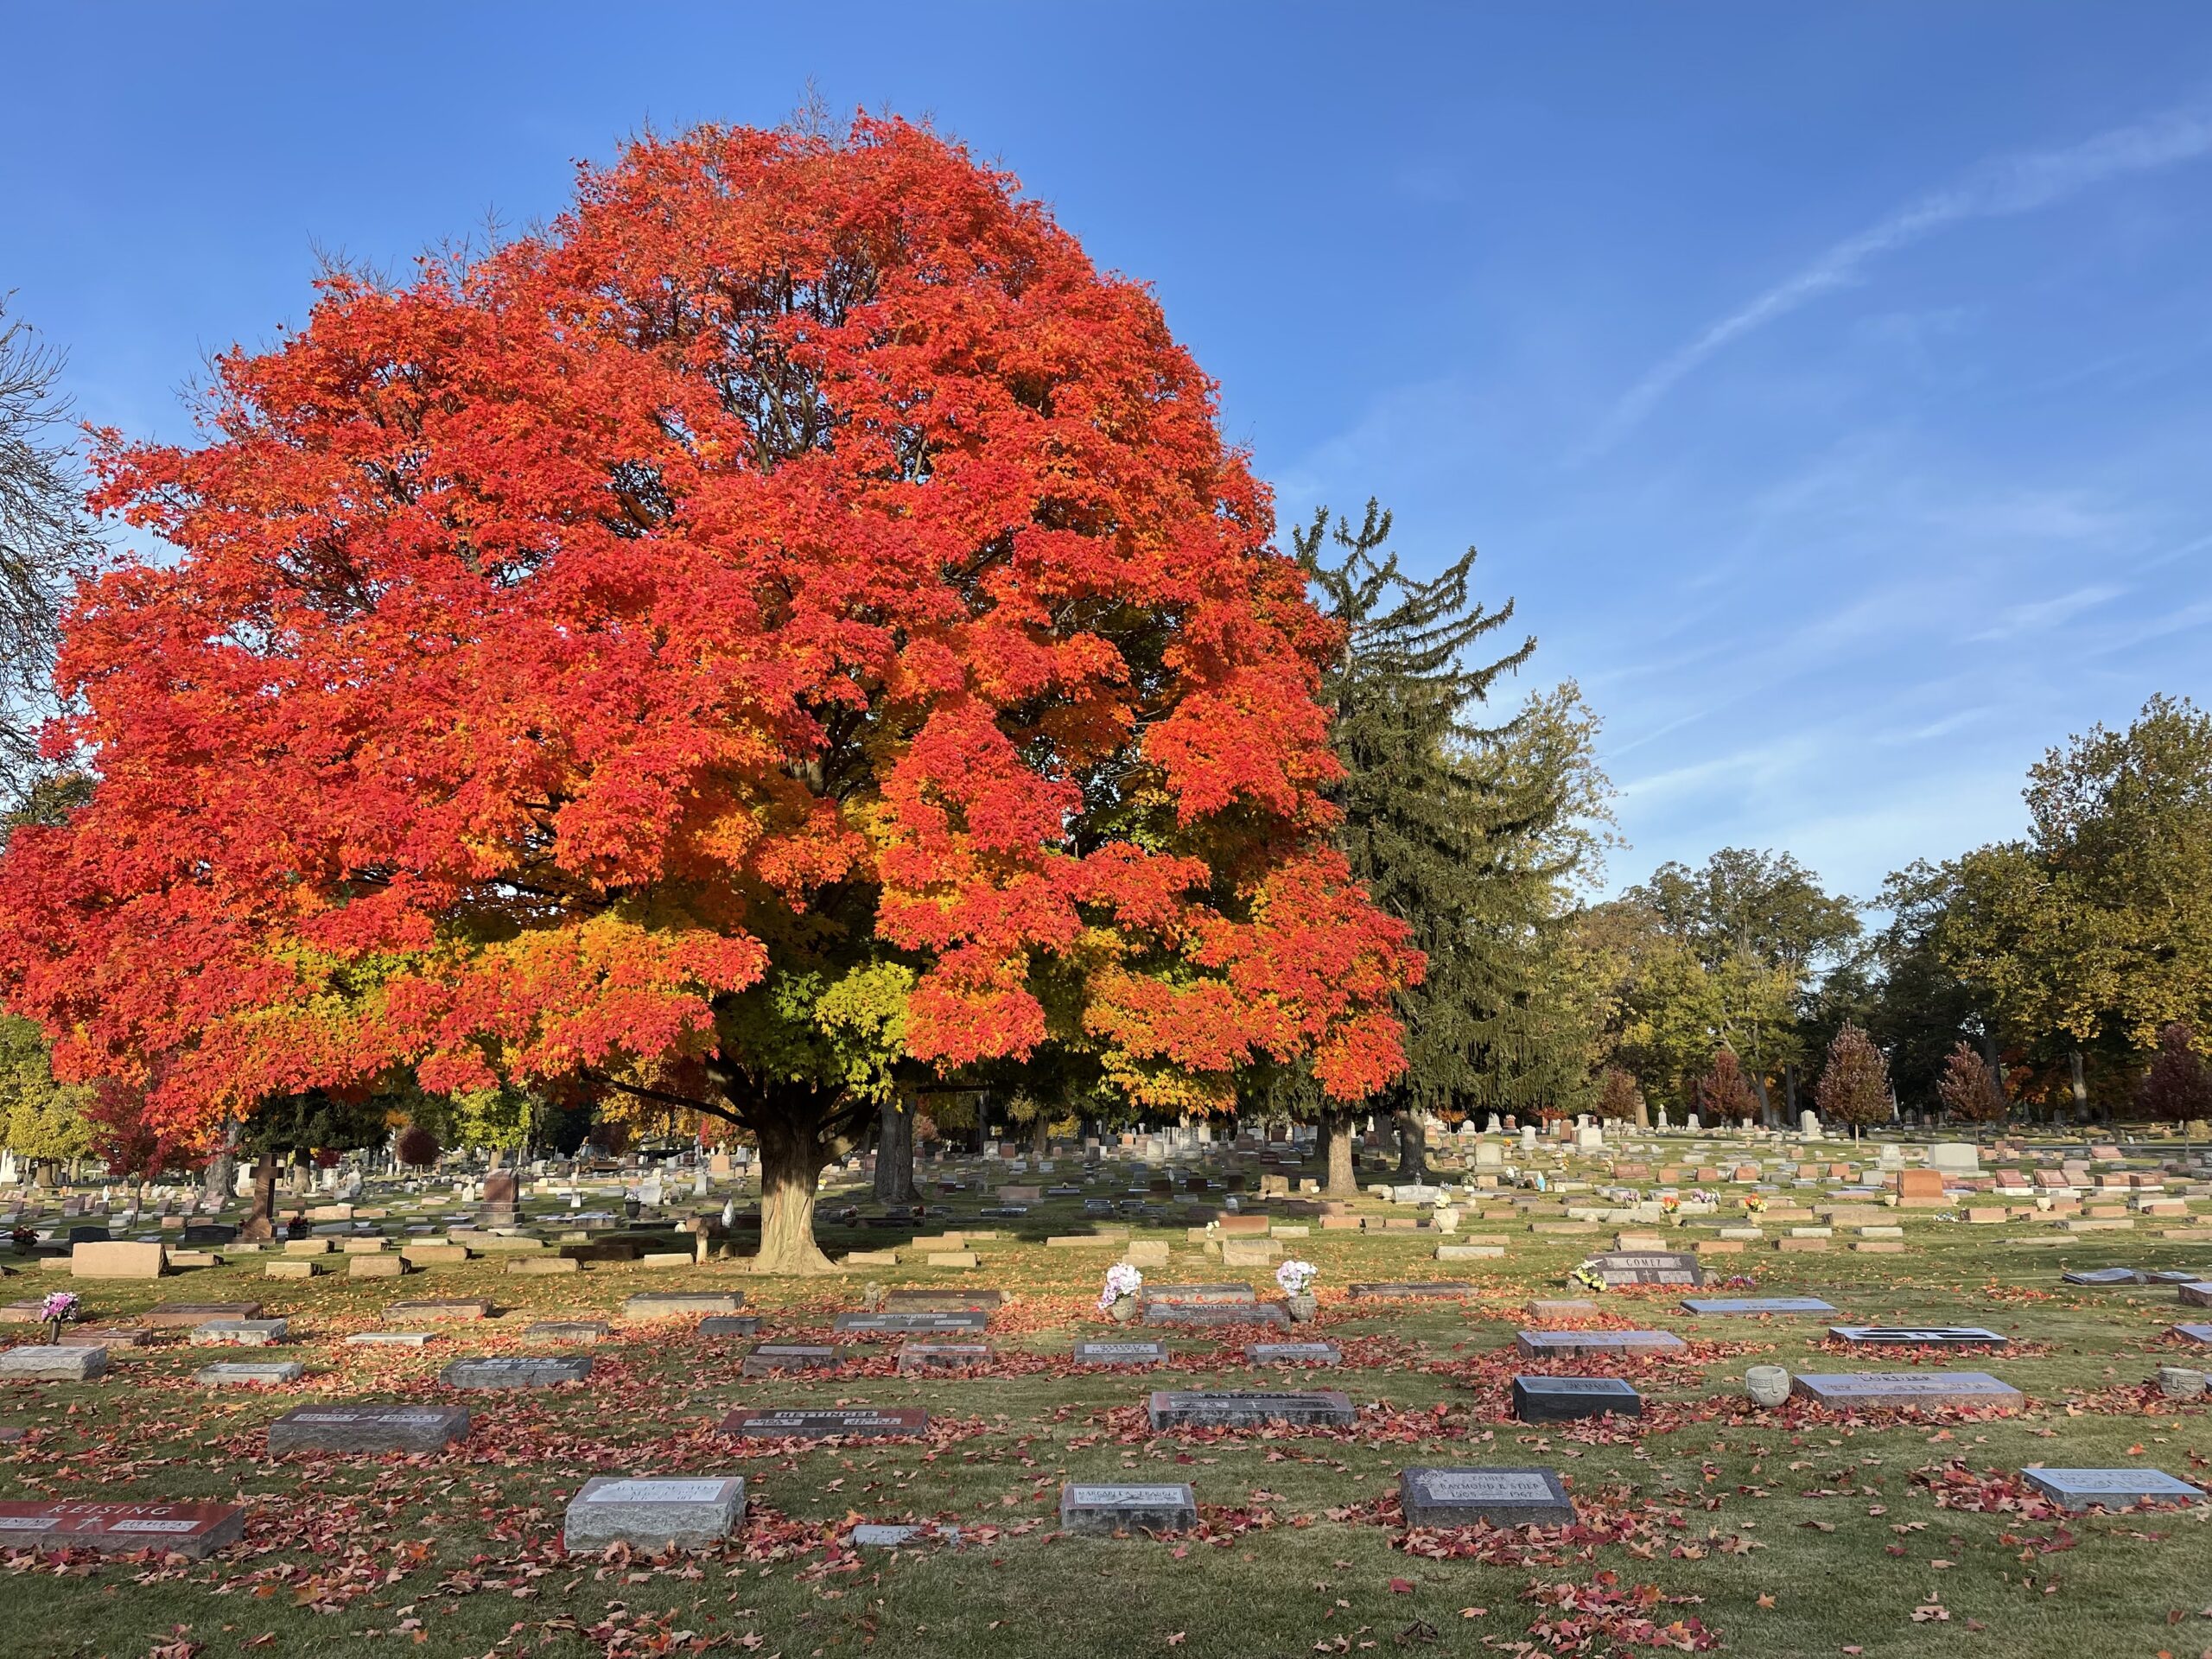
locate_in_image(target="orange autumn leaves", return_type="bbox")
[0,116,1417,1138]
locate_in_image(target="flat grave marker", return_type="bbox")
[524,1319,611,1344]
[833,1312,989,1334]
[1399,1467,1574,1528]
[896,1341,991,1373]
[0,1344,105,1381]
[268,1403,471,1454]
[1681,1297,1834,1315]
[1344,1281,1476,1300]
[740,1343,842,1376]
[563,1476,747,1552]
[140,1302,261,1330]
[1143,1301,1289,1329]
[1058,1482,1197,1536]
[883,1289,1007,1312]
[1511,1376,1642,1421]
[1072,1340,1168,1367]
[718,1407,928,1440]
[1147,1389,1355,1428]
[2171,1323,2212,1344]
[194,1361,303,1386]
[850,1522,960,1548]
[387,1299,493,1322]
[1245,1342,1341,1366]
[2019,1467,2207,1511]
[0,1499,243,1559]
[441,1355,592,1389]
[1791,1370,2024,1410]
[345,1331,438,1347]
[1143,1284,1255,1305]
[624,1292,744,1320]
[698,1314,761,1338]
[1829,1325,2008,1349]
[1514,1329,1687,1357]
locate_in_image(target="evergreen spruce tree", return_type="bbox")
[1296,502,1535,1185]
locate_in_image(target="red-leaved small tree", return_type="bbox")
[1936,1040,2007,1130]
[1595,1067,1643,1124]
[395,1124,441,1170]
[1694,1050,1758,1125]
[1816,1024,1891,1141]
[2137,1023,2212,1124]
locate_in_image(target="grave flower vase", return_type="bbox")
[1286,1293,1318,1324]
[1109,1295,1137,1325]
[1745,1364,1790,1408]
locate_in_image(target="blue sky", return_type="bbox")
[6,4,2209,902]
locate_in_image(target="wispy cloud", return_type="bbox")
[1579,104,2212,459]
[1966,582,2126,642]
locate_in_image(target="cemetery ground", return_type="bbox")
[5,1155,2212,1657]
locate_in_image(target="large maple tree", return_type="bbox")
[0,118,1416,1270]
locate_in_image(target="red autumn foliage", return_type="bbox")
[393,1123,440,1169]
[0,117,1415,1269]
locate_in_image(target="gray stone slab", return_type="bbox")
[0,1499,243,1558]
[1072,1340,1168,1367]
[1245,1342,1341,1366]
[624,1292,744,1319]
[1681,1297,1835,1315]
[1143,1284,1256,1304]
[896,1342,991,1373]
[1146,1389,1355,1428]
[1586,1250,1703,1287]
[1344,1281,1476,1300]
[2019,1467,2207,1511]
[1143,1301,1290,1329]
[194,1361,304,1386]
[563,1475,747,1551]
[883,1289,1007,1311]
[740,1343,842,1376]
[440,1356,592,1389]
[849,1522,960,1548]
[2063,1268,2147,1286]
[188,1318,289,1347]
[2171,1322,2212,1344]
[1512,1376,1642,1421]
[1058,1482,1198,1536]
[0,1344,105,1381]
[345,1331,438,1347]
[1513,1330,1687,1357]
[833,1312,990,1334]
[387,1299,493,1321]
[697,1315,762,1338]
[1828,1325,2008,1348]
[1791,1370,2024,1410]
[1400,1466,1573,1528]
[524,1320,611,1344]
[268,1403,471,1453]
[718,1407,928,1439]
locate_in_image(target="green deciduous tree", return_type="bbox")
[0,1012,92,1182]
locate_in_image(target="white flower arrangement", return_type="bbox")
[1276,1259,1317,1296]
[1098,1262,1145,1311]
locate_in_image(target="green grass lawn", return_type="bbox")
[3,1187,2210,1659]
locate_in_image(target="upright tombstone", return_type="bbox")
[1583,1250,1703,1288]
[563,1476,747,1552]
[1058,1482,1198,1536]
[269,1403,471,1454]
[1399,1467,1574,1528]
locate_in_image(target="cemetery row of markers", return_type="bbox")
[6,1270,2210,1559]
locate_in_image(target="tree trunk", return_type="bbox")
[1749,1068,1777,1129]
[2069,1049,2089,1125]
[752,1116,838,1275]
[873,1096,918,1206]
[1391,1109,1427,1180]
[1029,1110,1052,1160]
[1980,1031,2009,1107]
[239,1154,280,1240]
[1319,1111,1359,1198]
[200,1119,238,1214]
